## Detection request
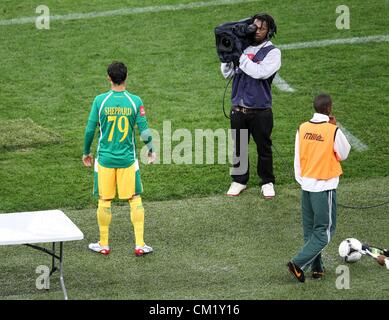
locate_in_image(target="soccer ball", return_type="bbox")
[338,238,363,263]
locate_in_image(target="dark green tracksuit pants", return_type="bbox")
[292,189,337,271]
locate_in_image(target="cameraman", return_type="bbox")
[221,13,281,198]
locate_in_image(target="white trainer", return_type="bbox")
[88,242,111,255]
[226,182,247,196]
[135,244,153,256]
[261,182,275,199]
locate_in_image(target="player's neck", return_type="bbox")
[111,83,126,92]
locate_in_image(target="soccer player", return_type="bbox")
[82,61,156,257]
[287,94,351,282]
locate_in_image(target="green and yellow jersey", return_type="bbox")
[83,90,153,168]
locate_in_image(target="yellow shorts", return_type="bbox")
[93,160,143,200]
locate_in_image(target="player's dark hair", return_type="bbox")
[107,61,127,85]
[313,94,332,114]
[252,13,277,39]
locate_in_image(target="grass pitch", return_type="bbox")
[0,177,389,300]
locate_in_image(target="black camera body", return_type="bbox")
[214,18,257,64]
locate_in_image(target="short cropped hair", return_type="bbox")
[313,94,332,114]
[107,61,127,85]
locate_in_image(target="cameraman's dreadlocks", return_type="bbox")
[252,13,277,39]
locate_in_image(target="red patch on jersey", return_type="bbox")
[247,53,255,60]
[140,105,146,116]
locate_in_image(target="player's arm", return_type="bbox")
[135,101,155,164]
[294,129,303,185]
[82,98,99,167]
[239,48,281,79]
[334,128,351,161]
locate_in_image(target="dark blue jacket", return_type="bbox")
[231,45,277,109]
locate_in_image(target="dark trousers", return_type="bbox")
[293,190,337,271]
[230,107,275,186]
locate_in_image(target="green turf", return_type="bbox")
[0,0,388,212]
[0,118,61,151]
[0,0,388,300]
[0,177,388,300]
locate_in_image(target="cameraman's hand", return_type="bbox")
[220,62,235,79]
[221,62,233,72]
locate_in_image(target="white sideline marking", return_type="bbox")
[273,74,295,92]
[337,122,368,152]
[0,0,258,26]
[279,35,389,50]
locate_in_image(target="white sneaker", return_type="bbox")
[135,244,153,256]
[226,182,247,196]
[88,242,111,255]
[261,183,275,199]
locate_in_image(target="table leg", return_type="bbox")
[59,242,68,300]
[25,242,69,300]
[50,242,57,276]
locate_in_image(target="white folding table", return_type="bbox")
[0,210,84,300]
